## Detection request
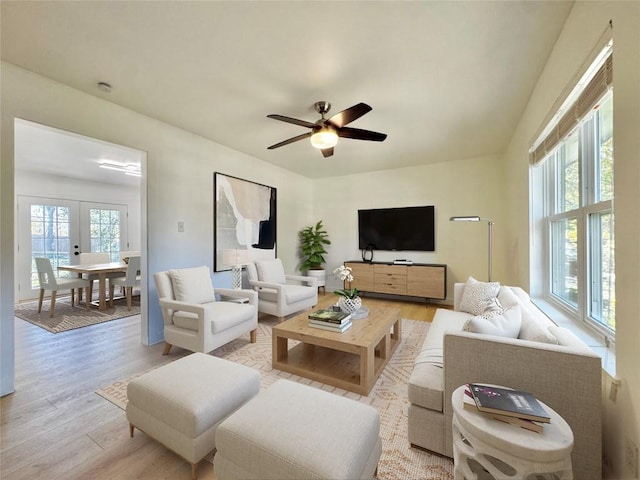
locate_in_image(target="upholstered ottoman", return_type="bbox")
[126,353,260,479]
[214,379,382,480]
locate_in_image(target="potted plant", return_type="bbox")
[299,220,331,290]
[333,265,362,313]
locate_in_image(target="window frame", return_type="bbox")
[542,90,614,337]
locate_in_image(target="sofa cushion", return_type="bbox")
[410,308,470,411]
[548,326,595,355]
[463,305,522,338]
[169,266,216,304]
[458,277,501,315]
[255,258,286,284]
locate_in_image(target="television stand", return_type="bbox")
[344,261,446,300]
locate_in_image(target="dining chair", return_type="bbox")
[35,257,91,317]
[109,255,141,311]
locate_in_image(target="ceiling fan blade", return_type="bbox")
[328,103,372,128]
[321,147,334,158]
[267,114,316,129]
[337,127,387,142]
[268,132,312,149]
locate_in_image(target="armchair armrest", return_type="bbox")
[247,279,288,304]
[285,275,317,288]
[216,288,258,307]
[158,297,210,333]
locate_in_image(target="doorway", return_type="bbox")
[14,119,144,304]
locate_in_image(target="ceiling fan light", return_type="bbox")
[310,128,338,149]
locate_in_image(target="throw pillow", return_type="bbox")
[169,266,216,304]
[255,258,287,284]
[464,305,522,338]
[458,276,501,316]
[547,326,594,354]
[518,306,558,344]
[497,286,520,308]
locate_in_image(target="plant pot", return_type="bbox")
[306,269,326,291]
[337,296,362,314]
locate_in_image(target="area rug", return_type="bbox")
[96,318,454,479]
[15,295,140,333]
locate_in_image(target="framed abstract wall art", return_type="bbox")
[214,172,277,271]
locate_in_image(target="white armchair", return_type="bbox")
[154,265,258,356]
[246,258,317,321]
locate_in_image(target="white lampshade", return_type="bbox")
[222,249,251,266]
[310,128,338,149]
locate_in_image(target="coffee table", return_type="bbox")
[272,306,402,395]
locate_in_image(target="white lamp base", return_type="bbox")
[231,265,243,289]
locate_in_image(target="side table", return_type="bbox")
[451,385,574,480]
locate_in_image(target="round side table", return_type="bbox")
[451,385,574,480]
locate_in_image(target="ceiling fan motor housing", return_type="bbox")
[314,101,331,117]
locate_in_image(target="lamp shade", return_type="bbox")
[222,249,251,266]
[449,216,481,222]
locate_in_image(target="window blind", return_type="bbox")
[530,54,613,166]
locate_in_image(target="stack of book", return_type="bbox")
[308,309,352,333]
[463,383,551,434]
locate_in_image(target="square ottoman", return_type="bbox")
[214,379,382,480]
[126,352,260,479]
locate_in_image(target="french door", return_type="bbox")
[17,196,128,301]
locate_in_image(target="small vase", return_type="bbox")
[337,296,362,314]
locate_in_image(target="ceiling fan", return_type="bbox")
[267,101,387,158]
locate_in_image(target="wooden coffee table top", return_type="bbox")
[273,305,401,347]
[272,305,402,395]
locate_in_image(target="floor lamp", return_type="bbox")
[222,249,251,289]
[449,216,494,282]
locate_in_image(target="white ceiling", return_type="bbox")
[1,1,573,180]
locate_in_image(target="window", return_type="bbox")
[89,208,122,262]
[542,90,615,334]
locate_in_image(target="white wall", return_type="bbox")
[503,2,640,478]
[313,154,506,301]
[0,63,313,395]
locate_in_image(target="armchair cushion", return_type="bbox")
[169,266,216,304]
[255,259,286,284]
[259,284,316,304]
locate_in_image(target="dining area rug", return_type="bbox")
[14,295,140,333]
[95,318,454,480]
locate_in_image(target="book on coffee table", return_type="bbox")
[308,309,352,325]
[308,320,352,333]
[468,383,551,423]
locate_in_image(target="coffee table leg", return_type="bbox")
[272,333,288,364]
[360,346,375,394]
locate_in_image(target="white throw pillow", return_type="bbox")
[497,286,520,308]
[255,258,287,284]
[464,305,522,338]
[169,266,216,304]
[518,307,557,344]
[458,277,501,315]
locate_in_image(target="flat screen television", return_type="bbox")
[358,206,435,251]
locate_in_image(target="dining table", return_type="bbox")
[58,262,129,311]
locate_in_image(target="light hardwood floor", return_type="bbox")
[1,293,438,480]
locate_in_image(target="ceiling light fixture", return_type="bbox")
[98,160,141,177]
[310,126,338,149]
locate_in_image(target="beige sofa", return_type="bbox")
[408,282,602,480]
